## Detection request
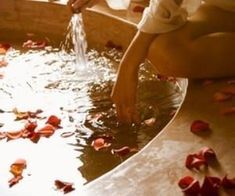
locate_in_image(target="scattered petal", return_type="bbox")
[0,43,11,54]
[178,176,200,195]
[24,121,38,132]
[144,117,156,127]
[46,115,61,128]
[185,154,207,170]
[0,60,8,67]
[220,107,235,115]
[37,124,55,138]
[54,180,75,194]
[197,147,216,162]
[22,40,47,49]
[6,131,23,141]
[213,92,232,102]
[9,159,27,187]
[222,175,235,189]
[201,176,221,196]
[191,120,210,134]
[91,138,111,151]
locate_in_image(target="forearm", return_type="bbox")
[117,30,156,78]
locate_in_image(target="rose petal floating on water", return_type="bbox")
[132,5,145,13]
[213,92,232,102]
[54,180,75,194]
[190,120,210,133]
[201,176,221,196]
[91,138,111,151]
[0,43,11,54]
[178,176,200,195]
[185,154,207,170]
[37,124,55,138]
[9,159,27,187]
[0,60,8,67]
[6,131,23,141]
[22,40,47,49]
[222,175,235,189]
[13,108,43,120]
[46,115,61,128]
[144,117,156,127]
[220,107,235,115]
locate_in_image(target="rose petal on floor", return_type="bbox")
[190,120,210,134]
[222,175,235,189]
[201,176,221,196]
[178,176,200,195]
[220,107,235,115]
[197,147,216,162]
[185,154,207,170]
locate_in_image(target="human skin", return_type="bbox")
[111,4,235,124]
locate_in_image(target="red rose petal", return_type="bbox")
[22,40,47,49]
[111,146,131,157]
[178,176,200,195]
[201,176,221,196]
[191,120,210,133]
[29,132,40,143]
[221,86,235,95]
[222,175,235,189]
[0,60,8,67]
[185,154,207,170]
[197,147,216,162]
[8,175,23,187]
[91,138,111,151]
[220,107,235,115]
[46,115,61,128]
[9,159,27,187]
[213,92,232,102]
[37,124,55,138]
[54,180,75,194]
[0,43,11,54]
[24,121,38,132]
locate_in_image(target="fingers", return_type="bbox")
[67,0,98,13]
[115,104,140,125]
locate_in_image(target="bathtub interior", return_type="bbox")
[0,1,188,195]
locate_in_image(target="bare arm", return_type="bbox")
[111,30,156,124]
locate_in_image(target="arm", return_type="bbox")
[111,31,156,124]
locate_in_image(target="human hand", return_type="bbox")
[67,0,99,13]
[111,71,140,125]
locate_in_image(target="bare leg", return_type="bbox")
[147,4,235,78]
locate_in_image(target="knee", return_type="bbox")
[147,31,194,77]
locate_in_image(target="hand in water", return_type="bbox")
[67,0,99,13]
[111,70,141,125]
